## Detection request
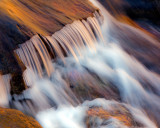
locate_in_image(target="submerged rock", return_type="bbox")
[86,106,142,127]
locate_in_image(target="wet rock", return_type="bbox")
[67,71,120,102]
[0,0,97,36]
[0,16,27,94]
[10,73,27,95]
[98,0,160,36]
[86,106,142,127]
[125,0,160,27]
[0,107,42,128]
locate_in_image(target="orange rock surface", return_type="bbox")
[0,0,97,36]
[87,107,133,127]
[0,108,42,128]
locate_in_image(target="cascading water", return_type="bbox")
[0,0,160,127]
[0,74,11,107]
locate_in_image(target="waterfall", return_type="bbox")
[15,12,104,78]
[0,74,11,107]
[15,35,53,77]
[0,0,160,128]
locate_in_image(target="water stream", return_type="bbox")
[0,0,160,127]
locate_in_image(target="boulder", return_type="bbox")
[0,107,42,128]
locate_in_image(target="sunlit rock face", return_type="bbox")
[0,0,96,36]
[0,107,42,128]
